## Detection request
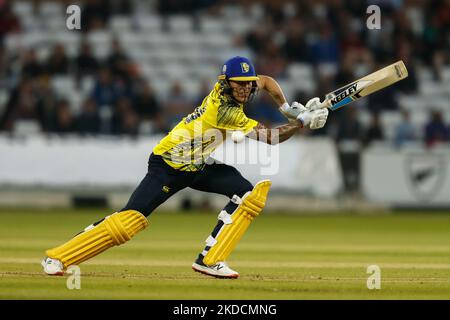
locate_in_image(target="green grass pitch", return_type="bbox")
[1,208,449,299]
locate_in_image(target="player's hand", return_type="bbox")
[305,97,323,111]
[297,108,329,130]
[279,101,304,120]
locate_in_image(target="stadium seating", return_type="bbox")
[2,0,450,141]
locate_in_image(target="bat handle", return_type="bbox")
[320,100,331,109]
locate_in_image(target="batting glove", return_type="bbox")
[297,108,329,130]
[279,101,304,120]
[305,97,323,111]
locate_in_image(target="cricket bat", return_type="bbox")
[320,60,408,110]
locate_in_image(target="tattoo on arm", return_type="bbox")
[248,122,301,145]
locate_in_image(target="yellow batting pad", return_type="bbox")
[46,210,148,268]
[203,180,271,266]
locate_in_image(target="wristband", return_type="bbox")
[297,112,311,127]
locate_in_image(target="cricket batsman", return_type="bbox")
[42,56,329,279]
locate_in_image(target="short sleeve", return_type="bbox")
[201,82,258,134]
[215,106,258,134]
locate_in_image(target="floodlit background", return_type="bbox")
[0,0,449,211]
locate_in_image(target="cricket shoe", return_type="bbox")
[41,257,64,276]
[192,259,239,279]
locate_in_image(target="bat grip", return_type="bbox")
[320,100,331,109]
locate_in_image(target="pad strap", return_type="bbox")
[203,180,271,266]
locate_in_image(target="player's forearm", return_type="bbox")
[249,122,300,145]
[279,121,303,143]
[259,75,287,107]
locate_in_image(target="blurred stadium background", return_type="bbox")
[1,0,449,212]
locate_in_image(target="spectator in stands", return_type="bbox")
[263,2,285,26]
[21,49,44,79]
[283,18,310,62]
[46,44,70,75]
[74,41,99,78]
[91,68,118,109]
[0,0,448,141]
[111,97,139,136]
[363,112,384,147]
[334,51,371,92]
[0,2,21,43]
[245,26,268,55]
[0,46,8,87]
[335,108,362,193]
[340,29,366,58]
[133,82,161,121]
[164,81,192,128]
[194,79,212,107]
[34,76,58,132]
[336,108,363,142]
[81,0,111,31]
[422,14,444,68]
[50,100,75,134]
[395,38,418,94]
[0,78,42,131]
[76,98,101,135]
[110,0,133,15]
[394,110,416,147]
[424,0,449,80]
[255,40,287,79]
[424,110,449,147]
[310,22,340,67]
[368,86,398,112]
[157,0,217,14]
[107,39,129,78]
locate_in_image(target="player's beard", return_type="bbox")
[232,88,251,103]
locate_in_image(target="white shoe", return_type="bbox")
[192,261,239,279]
[41,257,64,276]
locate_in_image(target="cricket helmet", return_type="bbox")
[218,56,259,81]
[218,56,259,104]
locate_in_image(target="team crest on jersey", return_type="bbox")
[241,62,250,73]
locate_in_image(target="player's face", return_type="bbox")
[229,80,252,103]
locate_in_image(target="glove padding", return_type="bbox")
[305,97,322,111]
[279,101,304,120]
[280,97,325,120]
[297,108,329,130]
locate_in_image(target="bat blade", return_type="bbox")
[323,60,408,111]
